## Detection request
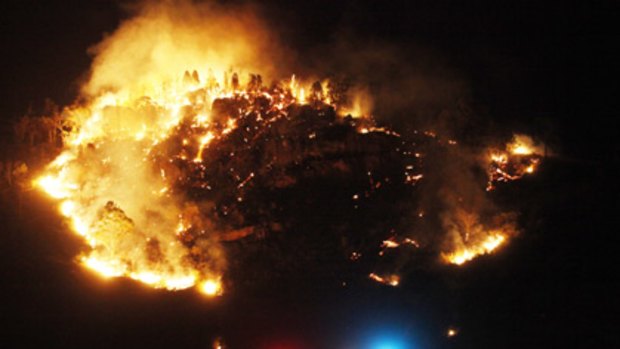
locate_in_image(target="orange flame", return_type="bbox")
[442,232,507,265]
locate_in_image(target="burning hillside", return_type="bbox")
[31,1,544,295]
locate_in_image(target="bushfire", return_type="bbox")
[31,2,544,293]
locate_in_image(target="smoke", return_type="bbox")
[296,35,472,134]
[418,143,518,259]
[82,0,289,98]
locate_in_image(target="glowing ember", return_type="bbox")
[369,273,400,287]
[350,252,362,261]
[446,327,459,337]
[380,237,420,251]
[382,239,400,249]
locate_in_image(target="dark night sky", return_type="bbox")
[1,1,619,348]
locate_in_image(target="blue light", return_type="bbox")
[366,333,412,349]
[370,340,407,349]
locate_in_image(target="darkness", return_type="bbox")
[1,0,618,348]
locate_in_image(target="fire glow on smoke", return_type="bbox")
[33,1,543,294]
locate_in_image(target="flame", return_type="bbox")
[442,232,507,265]
[194,131,215,162]
[338,87,372,118]
[438,203,516,266]
[507,134,542,155]
[486,134,544,191]
[199,279,223,296]
[382,239,400,249]
[446,327,459,338]
[34,175,76,199]
[510,145,533,155]
[369,272,400,287]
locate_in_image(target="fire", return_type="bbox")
[446,327,459,337]
[486,134,544,191]
[380,237,420,250]
[339,88,373,118]
[507,134,541,155]
[382,239,400,249]
[29,2,545,293]
[442,232,507,265]
[59,200,76,217]
[83,256,124,278]
[194,131,215,162]
[369,273,400,287]
[199,279,223,296]
[437,203,516,266]
[510,145,533,155]
[34,175,75,199]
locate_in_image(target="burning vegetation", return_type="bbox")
[25,1,545,294]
